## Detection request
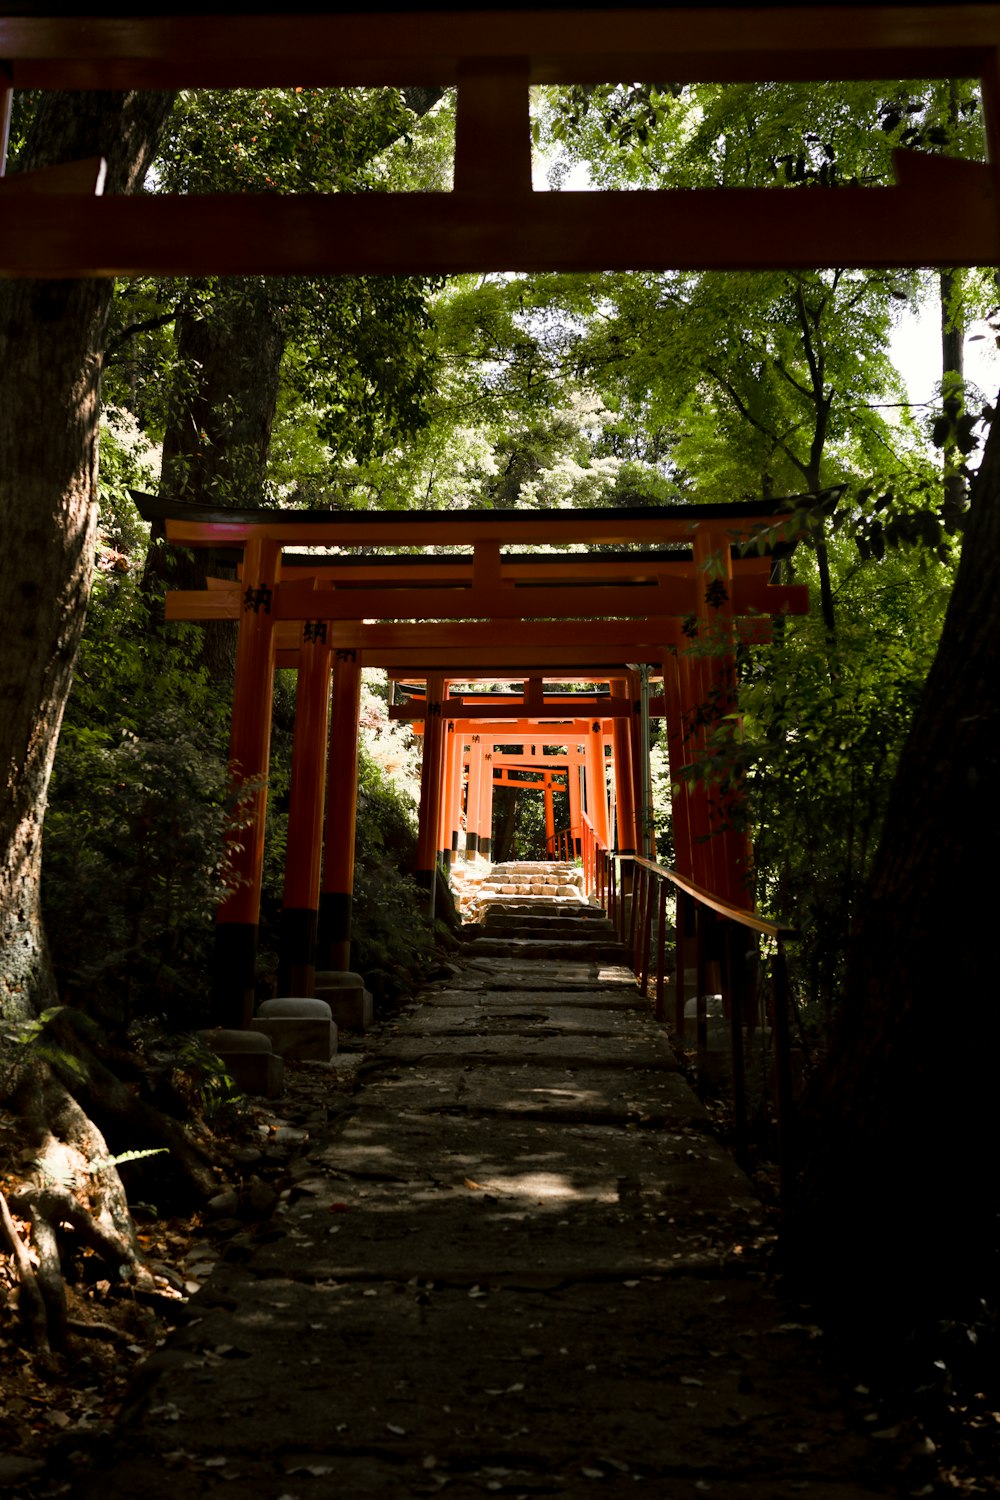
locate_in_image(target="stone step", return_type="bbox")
[482,911,616,936]
[463,935,630,962]
[489,861,581,878]
[476,892,585,906]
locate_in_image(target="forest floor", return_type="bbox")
[0,989,997,1498]
[0,1042,372,1495]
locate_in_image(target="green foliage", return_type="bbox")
[104,88,445,482]
[40,74,988,1048]
[540,77,984,192]
[0,1006,87,1085]
[250,710,438,1009]
[682,533,955,1022]
[41,418,234,1028]
[169,1033,246,1127]
[160,87,417,195]
[349,748,439,1003]
[92,1146,169,1171]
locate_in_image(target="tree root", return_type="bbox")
[0,1188,52,1359]
[31,1008,218,1206]
[3,1059,158,1354]
[1,1006,230,1357]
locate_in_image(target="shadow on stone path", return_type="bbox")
[75,937,919,1499]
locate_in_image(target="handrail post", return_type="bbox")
[654,878,668,1022]
[695,905,713,1082]
[639,864,654,997]
[627,856,641,956]
[674,887,688,1037]
[723,922,748,1168]
[771,938,795,1198]
[628,859,642,974]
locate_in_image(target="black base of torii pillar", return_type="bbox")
[316,649,362,973]
[277,626,332,997]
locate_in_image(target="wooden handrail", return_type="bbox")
[629,856,798,942]
[593,851,798,1202]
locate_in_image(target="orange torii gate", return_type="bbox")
[139,495,808,1024]
[5,6,997,1032]
[407,713,600,865]
[477,739,587,859]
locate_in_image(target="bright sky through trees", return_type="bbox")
[890,299,1000,407]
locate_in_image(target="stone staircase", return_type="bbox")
[469,858,584,907]
[460,859,631,964]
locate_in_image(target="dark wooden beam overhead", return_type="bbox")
[0,9,993,89]
[2,174,996,277]
[0,8,997,276]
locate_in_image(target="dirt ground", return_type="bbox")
[1,989,998,1498]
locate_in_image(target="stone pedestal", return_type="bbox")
[252,997,338,1061]
[197,1027,284,1098]
[314,970,374,1031]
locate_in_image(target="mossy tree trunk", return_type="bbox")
[794,396,1000,1350]
[0,90,175,1024]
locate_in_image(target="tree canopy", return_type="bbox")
[2,67,999,1389]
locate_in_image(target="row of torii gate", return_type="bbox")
[140,493,811,1029]
[6,4,998,1036]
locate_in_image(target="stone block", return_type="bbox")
[259,997,333,1019]
[196,1028,284,1098]
[320,989,373,1032]
[314,971,365,991]
[313,973,374,1031]
[252,1017,338,1061]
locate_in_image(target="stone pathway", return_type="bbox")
[74,875,920,1499]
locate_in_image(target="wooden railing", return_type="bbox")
[579,812,612,919]
[594,853,798,1190]
[551,824,577,862]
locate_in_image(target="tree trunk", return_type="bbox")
[142,284,287,680]
[793,395,1000,1353]
[940,266,967,529]
[0,90,175,1023]
[493,787,518,863]
[142,86,443,685]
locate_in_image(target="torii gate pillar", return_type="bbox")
[568,749,583,857]
[278,626,332,996]
[543,771,556,855]
[439,719,462,869]
[479,744,495,860]
[693,529,752,909]
[317,649,362,972]
[585,720,611,850]
[415,675,446,911]
[662,640,694,882]
[213,535,280,1029]
[465,734,483,860]
[611,681,637,858]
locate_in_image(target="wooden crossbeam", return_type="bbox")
[0,155,106,195]
[167,574,807,625]
[3,177,996,277]
[0,10,992,89]
[278,550,772,583]
[392,699,630,720]
[492,767,568,785]
[141,493,818,547]
[2,11,996,277]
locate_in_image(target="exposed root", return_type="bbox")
[3,1053,158,1353]
[0,1186,51,1359]
[34,1008,218,1205]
